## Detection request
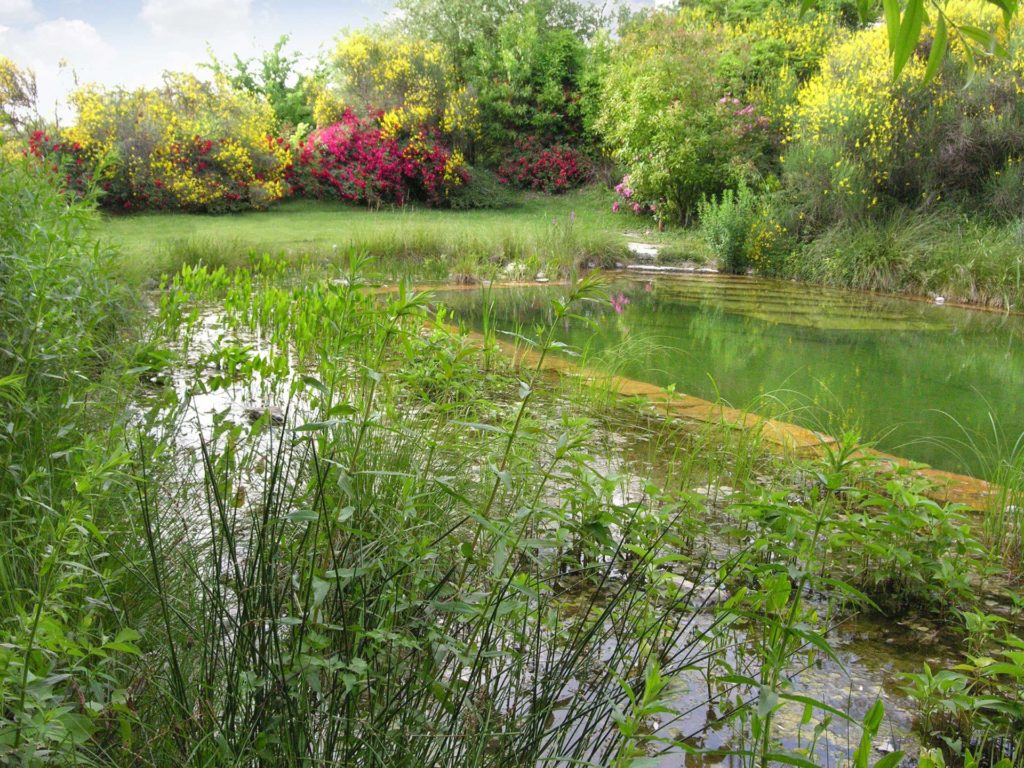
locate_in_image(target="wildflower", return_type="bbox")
[612,201,620,213]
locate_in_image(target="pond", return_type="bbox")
[438,274,1024,478]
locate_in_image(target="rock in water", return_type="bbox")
[246,405,286,426]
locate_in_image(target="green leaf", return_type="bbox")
[854,699,886,768]
[286,509,319,523]
[883,0,901,53]
[959,24,1009,56]
[893,0,925,79]
[757,686,780,718]
[924,13,948,83]
[874,752,907,768]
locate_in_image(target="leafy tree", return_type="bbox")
[0,57,38,133]
[469,10,591,160]
[205,36,313,129]
[396,0,601,76]
[597,13,772,224]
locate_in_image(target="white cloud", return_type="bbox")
[140,0,252,37]
[23,17,115,65]
[0,0,40,25]
[5,18,115,118]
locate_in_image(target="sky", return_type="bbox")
[0,0,395,120]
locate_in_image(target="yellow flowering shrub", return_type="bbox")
[318,31,477,142]
[0,56,37,132]
[63,73,289,211]
[736,8,845,123]
[779,3,1024,228]
[786,25,935,187]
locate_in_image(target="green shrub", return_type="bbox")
[445,166,516,209]
[698,183,758,274]
[0,157,137,765]
[597,13,772,224]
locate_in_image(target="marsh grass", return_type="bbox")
[99,190,704,285]
[927,410,1024,566]
[6,158,1020,766]
[791,210,1024,309]
[98,254,942,767]
[119,261,756,765]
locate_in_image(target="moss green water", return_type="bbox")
[438,275,1024,478]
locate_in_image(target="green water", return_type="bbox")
[438,275,1024,477]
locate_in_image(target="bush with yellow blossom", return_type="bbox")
[783,2,1024,228]
[61,73,290,212]
[316,30,476,149]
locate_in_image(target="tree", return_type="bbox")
[205,36,313,129]
[0,57,38,133]
[597,14,772,224]
[469,10,592,158]
[395,0,601,78]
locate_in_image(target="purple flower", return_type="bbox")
[610,292,631,314]
[612,201,620,213]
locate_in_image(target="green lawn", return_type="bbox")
[100,187,706,284]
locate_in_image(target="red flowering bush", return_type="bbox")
[497,137,592,193]
[25,131,95,198]
[288,109,468,207]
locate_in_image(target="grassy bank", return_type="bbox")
[783,210,1024,310]
[100,187,706,284]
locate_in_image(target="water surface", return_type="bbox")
[439,275,1024,477]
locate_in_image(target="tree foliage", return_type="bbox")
[597,13,772,223]
[0,57,37,133]
[205,35,314,129]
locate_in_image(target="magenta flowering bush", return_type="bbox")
[717,95,771,135]
[497,136,592,194]
[611,175,656,217]
[288,109,468,207]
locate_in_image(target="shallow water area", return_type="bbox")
[133,288,995,765]
[437,274,1024,477]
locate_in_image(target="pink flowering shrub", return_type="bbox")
[611,175,656,217]
[717,95,771,135]
[288,109,468,207]
[497,136,592,194]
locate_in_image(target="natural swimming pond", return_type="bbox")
[438,274,1024,478]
